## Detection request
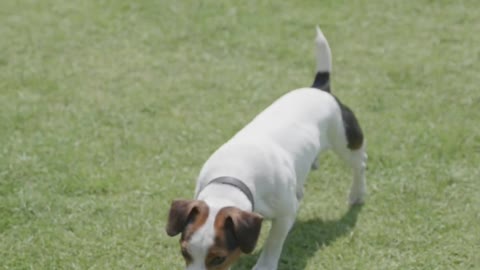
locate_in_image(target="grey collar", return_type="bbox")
[202,176,254,210]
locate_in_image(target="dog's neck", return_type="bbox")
[196,183,253,212]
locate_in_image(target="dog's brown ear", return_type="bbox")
[166,200,208,237]
[218,207,263,254]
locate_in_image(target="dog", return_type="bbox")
[166,26,367,270]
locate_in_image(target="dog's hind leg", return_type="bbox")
[333,141,367,206]
[331,101,367,205]
[346,144,367,205]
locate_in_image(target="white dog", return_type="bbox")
[166,26,367,270]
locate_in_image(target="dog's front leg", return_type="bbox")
[252,216,295,270]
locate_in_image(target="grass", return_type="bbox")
[1,0,479,269]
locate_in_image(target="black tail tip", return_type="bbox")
[311,72,330,92]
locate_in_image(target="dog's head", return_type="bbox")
[166,199,263,270]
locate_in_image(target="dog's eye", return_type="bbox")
[209,256,226,266]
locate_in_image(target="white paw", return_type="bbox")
[252,266,276,270]
[348,189,366,206]
[252,262,278,270]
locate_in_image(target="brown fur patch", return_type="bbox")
[166,199,209,237]
[178,201,209,241]
[203,208,243,269]
[205,246,242,270]
[202,207,263,269]
[166,200,209,266]
[168,204,262,268]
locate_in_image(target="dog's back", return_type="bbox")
[195,27,356,218]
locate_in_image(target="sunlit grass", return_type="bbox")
[0,0,479,269]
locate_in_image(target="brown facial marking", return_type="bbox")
[205,247,242,270]
[204,207,263,269]
[165,199,209,265]
[180,243,193,265]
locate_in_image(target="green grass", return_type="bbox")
[1,0,479,269]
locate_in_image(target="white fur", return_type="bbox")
[315,26,332,73]
[187,26,367,270]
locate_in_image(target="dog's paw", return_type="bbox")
[252,266,276,270]
[348,190,366,206]
[349,196,365,206]
[252,262,278,270]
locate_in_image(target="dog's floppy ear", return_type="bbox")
[218,207,263,254]
[166,199,208,237]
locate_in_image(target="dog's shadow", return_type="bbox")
[234,205,363,270]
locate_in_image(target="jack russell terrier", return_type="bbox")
[166,26,367,270]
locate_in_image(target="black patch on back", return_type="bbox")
[311,72,330,92]
[334,97,364,150]
[310,71,363,149]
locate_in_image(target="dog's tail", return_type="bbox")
[311,26,332,92]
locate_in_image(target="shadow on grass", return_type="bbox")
[234,205,363,270]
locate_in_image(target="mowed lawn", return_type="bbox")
[1,0,479,269]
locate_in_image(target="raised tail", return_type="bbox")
[311,26,332,92]
[311,27,365,150]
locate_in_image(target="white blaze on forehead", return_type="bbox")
[185,206,220,269]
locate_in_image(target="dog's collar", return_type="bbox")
[202,176,254,210]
